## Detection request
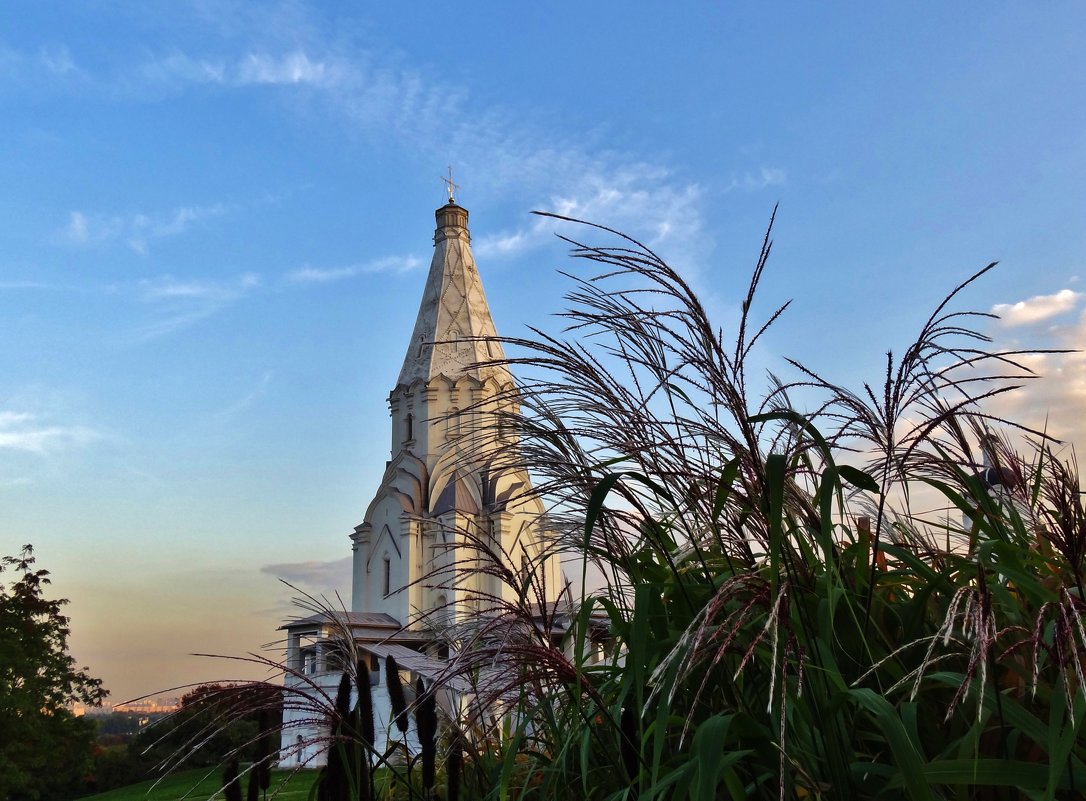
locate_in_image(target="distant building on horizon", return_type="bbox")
[89,696,180,716]
[278,197,562,767]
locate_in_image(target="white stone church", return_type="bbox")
[279,197,563,766]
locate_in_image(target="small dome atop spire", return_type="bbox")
[434,201,469,243]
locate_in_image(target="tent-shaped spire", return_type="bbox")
[396,201,509,387]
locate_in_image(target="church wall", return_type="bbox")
[352,496,412,622]
[358,379,564,624]
[387,379,473,465]
[279,670,418,769]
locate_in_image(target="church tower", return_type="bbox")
[349,199,561,627]
[278,196,563,769]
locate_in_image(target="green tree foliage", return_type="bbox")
[0,545,107,801]
[94,711,152,738]
[133,683,281,773]
[84,713,172,793]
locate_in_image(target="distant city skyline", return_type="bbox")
[3,2,1084,703]
[77,696,181,717]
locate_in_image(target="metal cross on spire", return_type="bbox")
[441,165,460,203]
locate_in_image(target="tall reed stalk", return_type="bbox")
[432,212,1085,800]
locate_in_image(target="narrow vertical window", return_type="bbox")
[405,413,414,442]
[383,557,391,596]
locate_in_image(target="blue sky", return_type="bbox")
[3,2,1084,703]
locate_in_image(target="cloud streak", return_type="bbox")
[992,288,1083,327]
[0,43,86,92]
[214,371,274,421]
[138,272,259,301]
[285,254,424,284]
[136,49,345,91]
[32,11,786,331]
[58,202,231,255]
[0,411,98,454]
[726,167,787,192]
[122,28,780,275]
[19,15,789,277]
[131,272,261,340]
[261,557,352,594]
[474,166,709,277]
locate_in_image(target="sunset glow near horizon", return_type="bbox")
[3,2,1085,704]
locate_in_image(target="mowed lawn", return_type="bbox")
[79,768,318,801]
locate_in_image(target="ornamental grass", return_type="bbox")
[430,211,1085,800]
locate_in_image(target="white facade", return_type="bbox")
[278,612,430,768]
[279,200,561,767]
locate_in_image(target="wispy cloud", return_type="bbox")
[237,51,338,86]
[132,273,260,340]
[214,370,274,421]
[136,49,344,91]
[138,272,259,301]
[58,202,231,255]
[992,288,1083,327]
[125,37,727,271]
[6,37,338,95]
[38,44,76,76]
[475,166,707,272]
[62,211,92,244]
[0,280,78,291]
[261,557,352,594]
[0,43,86,90]
[0,410,98,454]
[723,167,787,193]
[286,254,423,284]
[42,13,781,275]
[287,265,359,284]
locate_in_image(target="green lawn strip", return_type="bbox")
[79,768,318,801]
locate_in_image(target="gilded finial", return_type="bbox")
[441,165,460,203]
